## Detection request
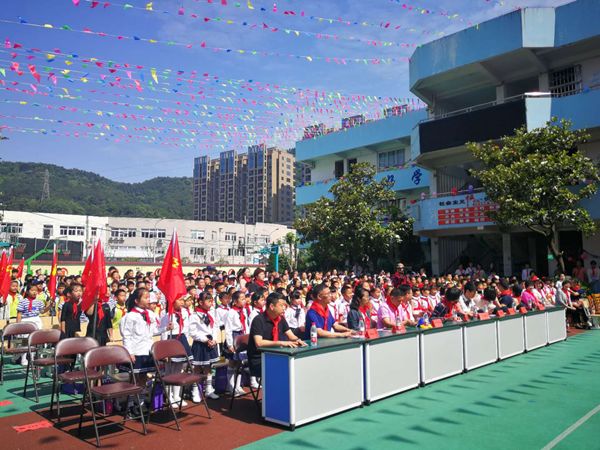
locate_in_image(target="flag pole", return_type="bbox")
[92,295,98,342]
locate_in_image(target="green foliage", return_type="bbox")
[468,118,600,272]
[0,162,193,219]
[294,162,413,269]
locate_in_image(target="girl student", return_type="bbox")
[189,292,221,400]
[16,283,53,366]
[159,294,193,407]
[120,287,172,414]
[224,290,248,396]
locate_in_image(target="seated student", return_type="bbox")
[368,286,384,324]
[248,291,266,326]
[347,286,372,331]
[431,287,464,322]
[459,282,479,316]
[304,284,352,339]
[247,292,306,378]
[475,287,498,314]
[60,283,83,339]
[378,285,417,329]
[334,285,352,325]
[284,290,306,337]
[555,279,588,328]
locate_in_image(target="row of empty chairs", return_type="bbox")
[0,323,212,447]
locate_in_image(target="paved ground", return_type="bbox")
[242,331,600,450]
[0,330,598,449]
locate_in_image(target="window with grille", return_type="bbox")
[1,222,23,234]
[550,65,582,97]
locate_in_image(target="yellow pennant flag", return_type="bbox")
[146,2,153,10]
[150,68,158,84]
[247,0,254,9]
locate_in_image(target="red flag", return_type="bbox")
[0,251,7,290]
[0,248,14,300]
[156,230,186,315]
[80,240,108,314]
[16,258,24,279]
[94,240,108,302]
[81,245,94,287]
[48,244,58,299]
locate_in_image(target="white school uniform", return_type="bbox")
[224,308,248,349]
[120,307,162,357]
[159,308,191,340]
[285,305,306,330]
[248,307,263,328]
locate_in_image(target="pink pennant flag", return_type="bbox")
[178,7,184,15]
[91,1,99,7]
[4,39,11,49]
[72,0,80,5]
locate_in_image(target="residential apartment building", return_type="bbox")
[193,146,295,225]
[0,210,292,265]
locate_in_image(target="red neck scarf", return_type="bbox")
[233,306,246,333]
[243,275,252,283]
[27,296,36,312]
[254,278,265,288]
[267,312,282,341]
[116,304,127,317]
[359,305,371,329]
[196,306,214,327]
[134,307,151,325]
[174,310,184,337]
[71,300,79,318]
[97,302,105,323]
[309,301,330,328]
[385,298,399,317]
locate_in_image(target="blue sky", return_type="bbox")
[0,0,569,182]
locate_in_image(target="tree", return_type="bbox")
[294,162,413,269]
[468,118,599,274]
[284,232,299,271]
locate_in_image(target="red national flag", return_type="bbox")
[16,258,24,279]
[80,240,108,314]
[94,240,108,302]
[81,245,94,287]
[156,230,186,315]
[0,250,7,290]
[48,244,58,299]
[0,248,14,300]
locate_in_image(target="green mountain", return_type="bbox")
[0,162,193,219]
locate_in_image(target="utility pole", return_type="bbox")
[243,215,247,264]
[84,215,89,260]
[41,169,50,202]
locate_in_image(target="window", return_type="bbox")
[334,160,344,178]
[111,227,136,238]
[43,225,53,239]
[191,230,205,240]
[227,248,244,256]
[260,235,269,244]
[212,231,217,240]
[550,65,582,97]
[59,226,84,236]
[224,232,236,241]
[141,228,166,239]
[348,158,357,173]
[91,227,97,237]
[1,223,23,234]
[378,149,405,169]
[190,247,205,256]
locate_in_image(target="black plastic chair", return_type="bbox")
[228,334,261,413]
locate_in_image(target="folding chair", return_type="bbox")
[23,329,72,403]
[0,322,37,384]
[228,334,261,413]
[79,346,147,447]
[147,339,211,430]
[50,337,100,422]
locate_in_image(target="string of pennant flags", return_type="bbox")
[1,18,410,65]
[73,0,422,49]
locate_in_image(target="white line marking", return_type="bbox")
[542,403,600,449]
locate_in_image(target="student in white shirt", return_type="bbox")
[120,288,171,412]
[189,294,221,400]
[159,295,192,407]
[248,291,266,327]
[284,290,306,338]
[333,285,352,325]
[224,291,248,396]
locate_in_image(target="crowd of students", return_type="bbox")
[0,262,593,415]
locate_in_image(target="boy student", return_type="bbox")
[60,283,83,338]
[111,288,128,331]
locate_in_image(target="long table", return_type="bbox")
[261,307,567,429]
[261,338,363,430]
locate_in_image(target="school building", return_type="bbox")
[295,0,600,277]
